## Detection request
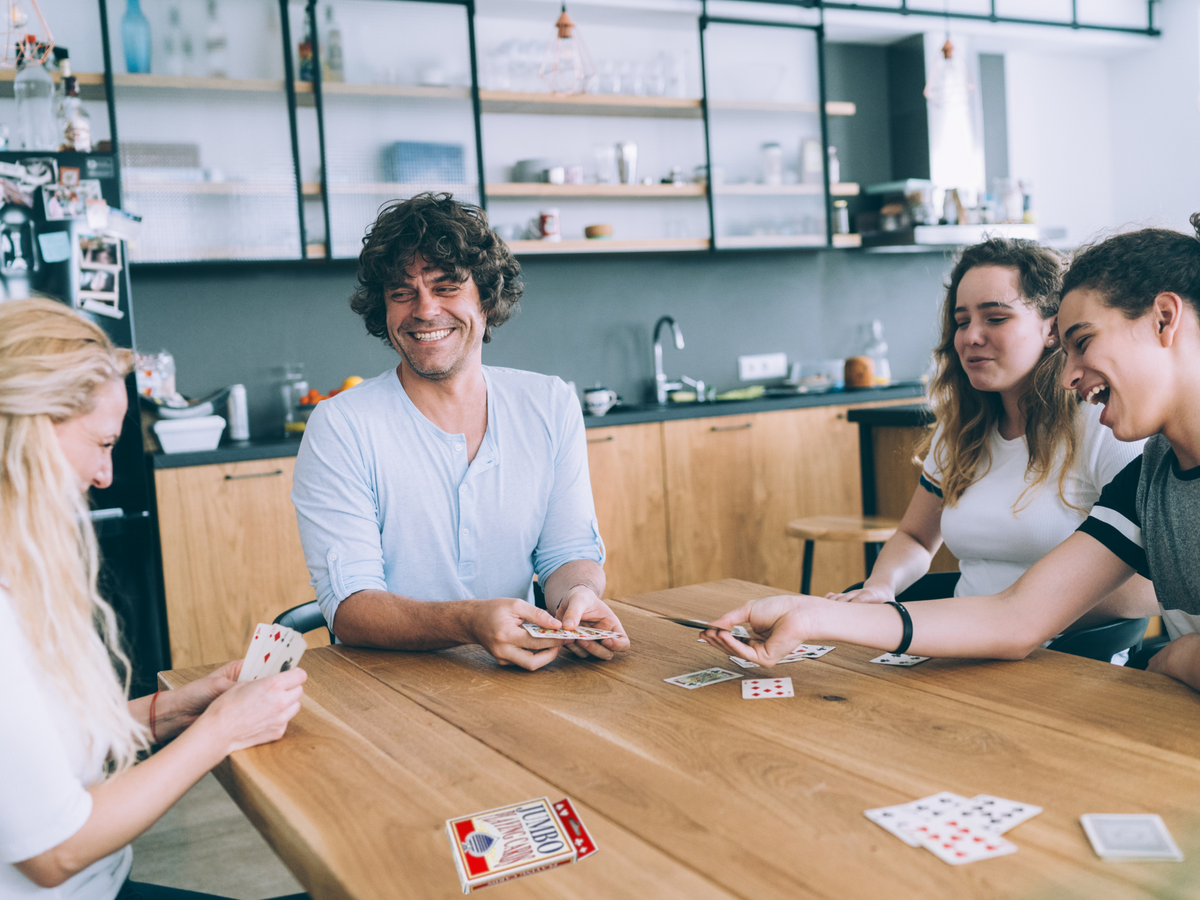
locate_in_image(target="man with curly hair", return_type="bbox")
[292,193,628,670]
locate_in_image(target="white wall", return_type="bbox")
[1108,0,1200,232]
[1004,51,1117,244]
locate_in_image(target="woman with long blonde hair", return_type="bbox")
[827,238,1156,632]
[0,298,306,900]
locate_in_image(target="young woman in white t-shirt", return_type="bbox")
[0,299,307,900]
[828,238,1157,628]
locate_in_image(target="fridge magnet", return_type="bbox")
[44,179,102,219]
[77,233,122,318]
[19,157,57,186]
[59,166,80,187]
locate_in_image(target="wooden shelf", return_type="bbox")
[713,182,859,197]
[0,68,105,100]
[294,81,470,100]
[113,73,285,92]
[123,180,295,195]
[132,245,301,262]
[832,233,862,248]
[507,237,709,255]
[486,182,705,198]
[708,99,856,116]
[300,182,472,196]
[480,90,702,119]
[717,234,826,249]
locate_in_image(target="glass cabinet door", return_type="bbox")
[703,14,834,250]
[475,0,709,255]
[105,0,303,262]
[293,0,479,259]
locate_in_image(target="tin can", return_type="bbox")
[228,383,250,441]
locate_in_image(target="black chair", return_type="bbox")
[841,572,1149,663]
[1123,633,1170,670]
[1045,617,1150,662]
[274,600,334,644]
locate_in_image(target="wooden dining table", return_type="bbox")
[160,579,1200,900]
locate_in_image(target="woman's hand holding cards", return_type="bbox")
[198,667,307,755]
[702,595,816,667]
[148,660,243,743]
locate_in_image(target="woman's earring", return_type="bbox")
[1047,337,1056,347]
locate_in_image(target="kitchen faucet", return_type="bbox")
[653,315,685,405]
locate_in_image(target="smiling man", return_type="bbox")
[291,193,628,670]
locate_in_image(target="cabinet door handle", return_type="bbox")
[710,423,752,432]
[587,435,615,444]
[224,469,284,481]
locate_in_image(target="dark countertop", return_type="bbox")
[846,403,934,428]
[151,382,927,469]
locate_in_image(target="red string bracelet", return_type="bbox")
[149,690,161,744]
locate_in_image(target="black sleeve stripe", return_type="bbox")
[1077,517,1150,579]
[919,473,943,498]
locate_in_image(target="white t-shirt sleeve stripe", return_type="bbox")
[1088,505,1144,548]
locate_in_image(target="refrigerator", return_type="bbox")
[8,148,169,698]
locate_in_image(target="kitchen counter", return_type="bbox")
[150,382,926,469]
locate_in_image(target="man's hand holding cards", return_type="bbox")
[238,623,307,682]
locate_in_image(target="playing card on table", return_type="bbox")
[954,795,1043,835]
[864,791,971,847]
[523,623,623,640]
[914,820,1019,865]
[741,677,794,699]
[780,644,835,662]
[870,652,930,666]
[1080,814,1184,861]
[727,655,761,669]
[663,667,742,690]
[662,616,750,638]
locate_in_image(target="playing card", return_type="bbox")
[727,655,761,669]
[238,623,304,681]
[523,623,623,640]
[661,616,750,638]
[663,667,743,690]
[870,652,930,666]
[780,644,835,662]
[864,791,970,847]
[1080,814,1184,861]
[741,677,794,699]
[954,795,1043,835]
[914,820,1019,865]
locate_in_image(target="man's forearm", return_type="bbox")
[543,560,606,616]
[332,590,481,650]
[1156,634,1200,691]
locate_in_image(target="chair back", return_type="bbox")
[1045,617,1150,662]
[274,600,334,644]
[840,572,961,602]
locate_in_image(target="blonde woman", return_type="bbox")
[829,239,1156,630]
[0,299,307,900]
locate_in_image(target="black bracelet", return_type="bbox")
[887,601,913,655]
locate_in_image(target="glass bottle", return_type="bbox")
[122,0,152,73]
[14,38,57,151]
[57,60,91,152]
[161,4,188,77]
[833,199,850,235]
[204,0,228,78]
[827,146,840,186]
[298,5,314,82]
[860,319,891,386]
[321,5,344,83]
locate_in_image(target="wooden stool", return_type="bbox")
[785,515,901,595]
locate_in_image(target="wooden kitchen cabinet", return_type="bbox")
[155,457,325,669]
[663,404,867,595]
[586,422,671,600]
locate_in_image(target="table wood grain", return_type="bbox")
[161,580,1200,900]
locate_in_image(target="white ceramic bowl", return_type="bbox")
[154,415,226,453]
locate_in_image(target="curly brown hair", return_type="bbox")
[1062,212,1200,320]
[350,192,523,344]
[921,238,1078,508]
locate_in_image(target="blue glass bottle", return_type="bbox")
[122,0,152,74]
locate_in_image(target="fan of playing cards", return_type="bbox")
[865,791,1040,865]
[237,623,306,682]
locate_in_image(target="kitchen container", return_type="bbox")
[154,415,226,453]
[584,223,612,239]
[383,141,466,184]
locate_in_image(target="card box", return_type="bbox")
[446,796,596,892]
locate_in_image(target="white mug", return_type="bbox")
[584,387,617,416]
